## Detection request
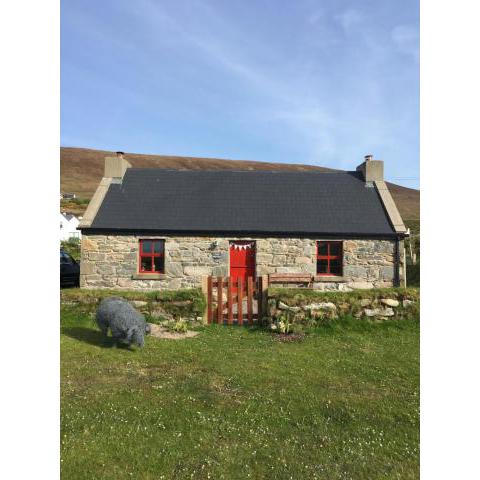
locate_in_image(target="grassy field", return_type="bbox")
[61,304,419,479]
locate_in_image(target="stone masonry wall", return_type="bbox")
[80,235,397,290]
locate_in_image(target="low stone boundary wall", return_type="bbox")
[62,286,419,329]
[268,287,419,323]
[61,288,206,324]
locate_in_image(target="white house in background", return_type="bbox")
[60,213,81,241]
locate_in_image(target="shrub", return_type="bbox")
[407,262,420,287]
[61,197,90,206]
[290,323,304,335]
[270,311,300,335]
[170,318,189,333]
[61,238,81,261]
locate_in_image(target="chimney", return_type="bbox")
[104,151,131,180]
[356,154,384,185]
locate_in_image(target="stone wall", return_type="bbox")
[80,234,397,290]
[269,287,419,323]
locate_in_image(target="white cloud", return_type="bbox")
[335,9,364,34]
[133,0,338,157]
[392,25,419,62]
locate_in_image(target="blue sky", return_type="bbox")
[61,0,419,189]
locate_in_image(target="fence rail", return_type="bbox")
[202,276,268,325]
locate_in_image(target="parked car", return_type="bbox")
[60,249,80,287]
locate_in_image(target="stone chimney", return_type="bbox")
[356,154,384,186]
[104,151,131,180]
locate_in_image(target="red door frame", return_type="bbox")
[229,241,256,292]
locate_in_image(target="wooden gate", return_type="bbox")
[204,276,267,325]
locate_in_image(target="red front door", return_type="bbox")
[229,241,255,291]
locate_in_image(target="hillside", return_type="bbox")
[60,147,419,222]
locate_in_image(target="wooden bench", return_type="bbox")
[268,273,313,287]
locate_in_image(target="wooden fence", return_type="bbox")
[202,276,268,325]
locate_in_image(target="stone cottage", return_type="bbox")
[78,153,408,290]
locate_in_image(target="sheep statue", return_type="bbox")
[96,297,150,348]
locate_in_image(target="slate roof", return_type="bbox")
[62,213,76,221]
[88,169,396,236]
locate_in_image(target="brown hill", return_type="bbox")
[60,147,419,222]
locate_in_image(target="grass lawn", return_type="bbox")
[61,304,419,480]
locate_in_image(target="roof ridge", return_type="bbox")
[126,168,354,174]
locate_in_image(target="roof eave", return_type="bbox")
[79,227,400,239]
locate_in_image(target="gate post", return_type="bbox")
[201,276,209,324]
[260,275,269,320]
[217,276,223,324]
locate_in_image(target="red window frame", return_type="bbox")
[138,239,165,274]
[316,241,343,276]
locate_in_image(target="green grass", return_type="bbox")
[61,304,419,479]
[270,286,419,303]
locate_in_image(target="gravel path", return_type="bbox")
[148,323,199,340]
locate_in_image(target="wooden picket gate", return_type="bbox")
[203,276,268,325]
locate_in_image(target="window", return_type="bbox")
[60,251,75,265]
[139,239,165,273]
[316,241,343,276]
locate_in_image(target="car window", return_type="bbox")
[60,252,73,265]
